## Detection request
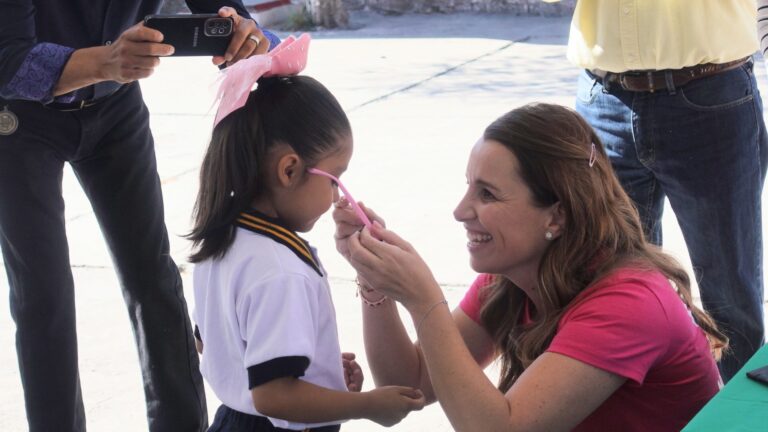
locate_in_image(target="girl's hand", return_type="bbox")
[342,352,363,392]
[332,198,384,259]
[364,386,426,427]
[347,225,443,310]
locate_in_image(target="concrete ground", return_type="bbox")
[1,11,767,431]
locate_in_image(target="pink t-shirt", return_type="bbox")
[460,269,720,431]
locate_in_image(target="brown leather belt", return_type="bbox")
[591,56,751,92]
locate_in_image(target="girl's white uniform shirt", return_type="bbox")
[193,214,347,430]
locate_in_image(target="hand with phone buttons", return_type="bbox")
[215,6,270,67]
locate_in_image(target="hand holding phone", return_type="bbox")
[213,6,269,66]
[144,14,234,56]
[79,22,174,85]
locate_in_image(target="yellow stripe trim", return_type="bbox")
[239,213,312,256]
[236,218,317,267]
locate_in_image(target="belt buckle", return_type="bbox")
[618,73,633,91]
[53,98,96,112]
[62,101,88,112]
[618,71,656,92]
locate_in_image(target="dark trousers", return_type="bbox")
[576,59,767,381]
[208,405,340,432]
[0,83,207,431]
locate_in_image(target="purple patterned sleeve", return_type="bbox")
[262,29,281,52]
[3,42,80,103]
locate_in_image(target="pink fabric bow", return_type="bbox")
[213,33,311,127]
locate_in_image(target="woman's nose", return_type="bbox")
[453,195,471,222]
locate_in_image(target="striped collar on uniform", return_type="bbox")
[235,209,323,276]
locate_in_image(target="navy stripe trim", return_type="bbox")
[247,356,310,388]
[235,211,323,277]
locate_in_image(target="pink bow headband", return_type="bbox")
[213,33,311,127]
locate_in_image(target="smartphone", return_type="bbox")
[143,14,234,56]
[746,364,768,386]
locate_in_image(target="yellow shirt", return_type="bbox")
[547,0,759,72]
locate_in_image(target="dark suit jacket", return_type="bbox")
[0,0,252,100]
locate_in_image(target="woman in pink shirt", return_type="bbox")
[333,103,727,431]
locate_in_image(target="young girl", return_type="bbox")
[188,37,424,431]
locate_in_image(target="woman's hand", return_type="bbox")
[364,386,426,427]
[342,352,363,392]
[347,225,444,310]
[332,197,384,259]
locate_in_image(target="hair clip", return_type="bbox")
[589,142,597,168]
[307,168,372,229]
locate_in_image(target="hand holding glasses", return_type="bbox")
[307,168,372,229]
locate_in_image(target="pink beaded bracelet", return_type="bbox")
[355,278,388,307]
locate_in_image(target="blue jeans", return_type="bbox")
[576,59,767,381]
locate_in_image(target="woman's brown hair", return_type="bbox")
[478,103,727,392]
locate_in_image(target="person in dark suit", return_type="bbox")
[0,1,278,431]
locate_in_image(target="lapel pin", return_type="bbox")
[0,106,19,136]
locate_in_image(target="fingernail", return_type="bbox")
[373,220,383,228]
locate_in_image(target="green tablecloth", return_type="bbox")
[683,344,768,431]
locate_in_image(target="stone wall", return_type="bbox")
[343,0,575,15]
[158,1,574,19]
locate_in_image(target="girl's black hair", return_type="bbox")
[187,75,351,262]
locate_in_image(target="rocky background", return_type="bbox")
[160,0,576,17]
[343,0,575,14]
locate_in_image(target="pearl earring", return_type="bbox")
[545,231,553,240]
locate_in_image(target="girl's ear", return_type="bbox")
[276,152,303,187]
[546,202,566,240]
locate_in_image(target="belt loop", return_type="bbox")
[664,71,676,95]
[646,71,655,93]
[602,73,612,93]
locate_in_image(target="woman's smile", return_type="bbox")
[465,229,493,251]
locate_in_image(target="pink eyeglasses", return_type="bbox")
[307,168,372,229]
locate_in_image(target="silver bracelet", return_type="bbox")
[416,299,448,334]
